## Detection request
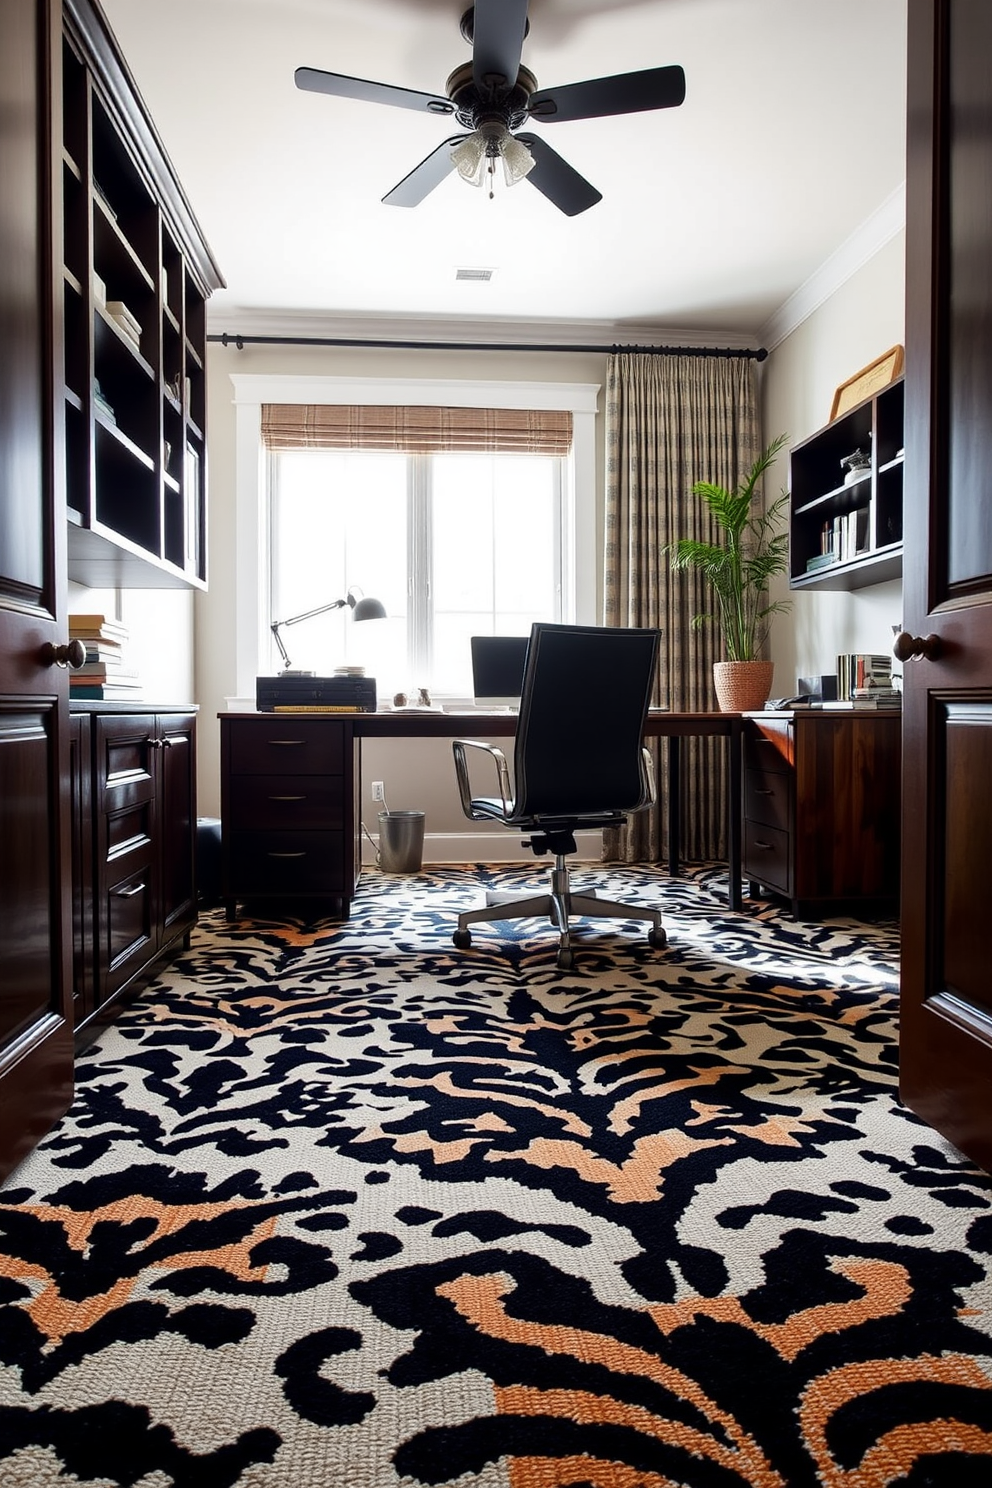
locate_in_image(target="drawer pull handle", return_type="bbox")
[268,851,306,858]
[269,794,306,801]
[754,787,773,795]
[114,882,146,897]
[269,740,306,747]
[753,839,774,851]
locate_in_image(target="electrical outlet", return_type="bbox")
[371,781,385,802]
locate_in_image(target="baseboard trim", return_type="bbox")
[361,830,605,866]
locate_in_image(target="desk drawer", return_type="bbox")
[228,775,344,830]
[230,831,345,894]
[744,820,791,895]
[228,720,344,775]
[744,719,793,773]
[745,767,791,833]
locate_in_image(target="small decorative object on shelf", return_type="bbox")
[841,448,871,484]
[829,345,904,421]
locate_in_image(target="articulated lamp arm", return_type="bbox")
[270,588,386,671]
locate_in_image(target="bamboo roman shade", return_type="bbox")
[260,404,573,455]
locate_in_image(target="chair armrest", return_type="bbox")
[637,745,657,811]
[452,738,514,820]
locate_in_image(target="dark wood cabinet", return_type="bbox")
[221,715,360,920]
[789,377,904,591]
[0,0,75,1184]
[744,710,901,919]
[61,0,222,589]
[72,706,197,1039]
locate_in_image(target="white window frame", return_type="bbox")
[230,374,600,701]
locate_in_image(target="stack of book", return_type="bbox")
[105,299,141,353]
[68,614,143,700]
[836,651,901,708]
[808,508,869,573]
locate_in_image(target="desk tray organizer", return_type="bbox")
[255,675,377,711]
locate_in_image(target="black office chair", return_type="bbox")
[451,622,667,970]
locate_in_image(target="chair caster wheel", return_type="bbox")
[647,926,667,950]
[556,947,574,970]
[452,929,472,950]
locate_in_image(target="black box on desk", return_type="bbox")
[798,673,838,702]
[255,675,377,712]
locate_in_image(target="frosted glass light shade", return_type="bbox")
[450,126,534,189]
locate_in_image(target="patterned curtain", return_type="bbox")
[603,352,760,863]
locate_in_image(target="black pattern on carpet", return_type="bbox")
[1,864,990,1487]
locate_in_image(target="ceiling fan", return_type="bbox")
[295,0,685,217]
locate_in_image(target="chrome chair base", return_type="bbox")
[453,857,666,970]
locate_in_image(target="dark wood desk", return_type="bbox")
[220,709,743,918]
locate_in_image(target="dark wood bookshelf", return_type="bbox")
[61,2,223,589]
[789,377,904,591]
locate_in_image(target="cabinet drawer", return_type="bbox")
[744,820,791,895]
[103,859,156,992]
[744,720,793,772]
[228,720,344,775]
[745,768,791,833]
[230,831,345,894]
[228,775,344,830]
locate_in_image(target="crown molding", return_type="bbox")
[206,304,759,353]
[758,183,906,353]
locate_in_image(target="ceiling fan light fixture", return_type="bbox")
[450,122,534,192]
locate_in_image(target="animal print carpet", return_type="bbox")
[1,864,991,1487]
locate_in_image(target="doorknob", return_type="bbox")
[893,631,941,662]
[43,638,86,669]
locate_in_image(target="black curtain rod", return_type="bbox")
[208,332,767,361]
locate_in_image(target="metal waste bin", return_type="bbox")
[378,810,425,873]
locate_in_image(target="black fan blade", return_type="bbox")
[295,67,455,116]
[382,138,464,207]
[515,133,601,216]
[472,0,529,89]
[528,64,686,123]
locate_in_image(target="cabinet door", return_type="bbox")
[902,0,992,1170]
[0,0,73,1183]
[158,713,196,943]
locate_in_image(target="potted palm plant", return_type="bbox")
[667,433,791,712]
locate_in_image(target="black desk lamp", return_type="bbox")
[271,587,386,672]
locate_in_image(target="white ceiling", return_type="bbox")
[99,0,908,344]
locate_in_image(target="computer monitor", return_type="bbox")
[470,634,529,708]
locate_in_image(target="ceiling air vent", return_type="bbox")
[455,267,495,282]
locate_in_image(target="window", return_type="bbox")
[268,447,565,696]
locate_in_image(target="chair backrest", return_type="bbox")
[512,622,661,820]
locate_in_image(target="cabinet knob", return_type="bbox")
[44,638,86,669]
[893,630,941,663]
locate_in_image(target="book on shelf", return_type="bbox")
[69,682,143,700]
[71,662,139,681]
[836,651,892,700]
[69,613,128,640]
[81,642,126,663]
[819,508,869,567]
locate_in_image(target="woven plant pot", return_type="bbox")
[713,660,774,713]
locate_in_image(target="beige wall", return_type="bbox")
[196,341,608,857]
[186,238,906,854]
[761,231,906,698]
[67,581,194,704]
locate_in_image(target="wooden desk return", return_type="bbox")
[219,710,743,921]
